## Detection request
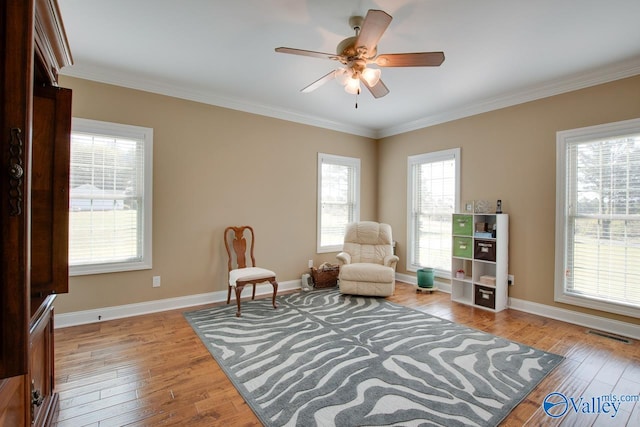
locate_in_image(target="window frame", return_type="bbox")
[555,118,640,318]
[406,148,461,276]
[69,118,153,276]
[317,153,361,253]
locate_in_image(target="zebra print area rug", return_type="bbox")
[184,289,562,426]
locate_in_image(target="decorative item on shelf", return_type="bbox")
[455,269,465,279]
[480,275,496,286]
[474,221,492,238]
[496,199,502,214]
[474,199,490,213]
[475,231,493,238]
[463,200,475,213]
[311,262,340,288]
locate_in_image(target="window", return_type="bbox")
[556,118,640,317]
[69,118,153,275]
[317,153,360,252]
[407,148,460,276]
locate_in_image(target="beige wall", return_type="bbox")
[378,74,640,325]
[55,76,378,313]
[57,74,640,326]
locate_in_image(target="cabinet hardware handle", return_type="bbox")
[8,127,24,216]
[9,163,23,179]
[31,388,44,407]
[31,379,44,422]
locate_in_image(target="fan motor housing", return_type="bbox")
[337,36,377,60]
[336,36,357,57]
[336,15,377,60]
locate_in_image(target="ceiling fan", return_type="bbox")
[275,9,445,99]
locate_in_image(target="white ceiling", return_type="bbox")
[58,0,640,138]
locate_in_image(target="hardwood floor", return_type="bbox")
[53,283,640,426]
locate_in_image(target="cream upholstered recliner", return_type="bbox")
[336,221,399,297]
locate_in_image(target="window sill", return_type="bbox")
[70,261,152,276]
[555,292,640,319]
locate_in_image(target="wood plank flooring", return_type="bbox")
[53,283,640,426]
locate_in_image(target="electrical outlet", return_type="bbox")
[308,259,313,268]
[152,276,161,287]
[508,274,514,286]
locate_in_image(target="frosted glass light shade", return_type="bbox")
[335,68,351,85]
[344,77,361,94]
[361,67,381,86]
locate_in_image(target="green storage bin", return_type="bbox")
[452,236,473,258]
[417,268,434,288]
[452,214,473,236]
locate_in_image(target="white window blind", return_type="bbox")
[317,153,360,252]
[69,118,153,275]
[556,118,640,317]
[408,149,460,275]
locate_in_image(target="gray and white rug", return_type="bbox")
[184,289,562,426]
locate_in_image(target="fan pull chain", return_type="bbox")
[355,88,360,109]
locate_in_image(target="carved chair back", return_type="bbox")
[224,226,257,272]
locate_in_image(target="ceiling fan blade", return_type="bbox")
[275,47,341,61]
[355,10,392,56]
[375,52,445,67]
[301,70,336,93]
[360,76,389,98]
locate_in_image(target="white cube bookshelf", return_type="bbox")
[451,213,509,312]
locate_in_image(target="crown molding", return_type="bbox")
[377,56,640,138]
[61,56,640,140]
[59,64,377,138]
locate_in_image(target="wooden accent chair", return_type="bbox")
[224,226,278,317]
[336,221,399,297]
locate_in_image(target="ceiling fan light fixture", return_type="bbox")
[344,77,361,94]
[335,67,351,85]
[276,9,443,100]
[361,67,381,86]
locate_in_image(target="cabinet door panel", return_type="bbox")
[1,0,34,380]
[31,86,71,313]
[29,296,57,427]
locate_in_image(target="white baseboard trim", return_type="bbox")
[54,280,301,329]
[395,272,416,285]
[396,272,639,340]
[57,276,640,340]
[508,297,640,341]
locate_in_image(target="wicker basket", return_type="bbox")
[311,265,340,288]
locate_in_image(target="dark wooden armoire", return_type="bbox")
[0,0,72,425]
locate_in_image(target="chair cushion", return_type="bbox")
[229,267,275,287]
[339,263,395,283]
